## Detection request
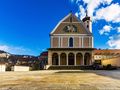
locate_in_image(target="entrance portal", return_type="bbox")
[84,53,91,65]
[60,53,67,65]
[52,53,59,65]
[76,53,83,65]
[68,53,74,65]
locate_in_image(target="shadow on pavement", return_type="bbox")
[55,70,120,80]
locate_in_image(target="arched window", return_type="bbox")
[69,37,73,47]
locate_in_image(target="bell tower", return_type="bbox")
[82,10,92,33]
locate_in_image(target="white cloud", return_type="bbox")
[74,0,113,23]
[117,27,120,33]
[107,35,120,49]
[99,25,112,35]
[75,0,112,17]
[87,0,102,17]
[80,0,89,4]
[87,0,113,17]
[74,0,120,49]
[0,45,9,51]
[76,0,81,4]
[83,0,112,4]
[0,45,33,55]
[75,12,79,17]
[75,5,86,19]
[94,3,120,23]
[103,0,113,4]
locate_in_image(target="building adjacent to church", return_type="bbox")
[94,49,120,67]
[48,12,94,67]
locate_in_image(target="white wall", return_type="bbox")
[14,66,30,71]
[0,64,6,72]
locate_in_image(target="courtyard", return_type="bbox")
[0,70,120,90]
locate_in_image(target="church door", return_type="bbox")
[68,53,74,65]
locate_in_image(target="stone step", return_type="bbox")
[47,65,93,70]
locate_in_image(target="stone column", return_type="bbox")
[79,37,81,48]
[61,36,63,48]
[89,37,90,48]
[73,37,74,48]
[74,53,76,66]
[82,52,84,65]
[92,37,94,48]
[58,36,60,48]
[66,53,68,66]
[51,36,53,48]
[48,51,52,65]
[58,53,60,66]
[67,37,69,48]
[90,52,93,65]
[82,37,84,48]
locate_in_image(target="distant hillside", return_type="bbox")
[0,50,7,54]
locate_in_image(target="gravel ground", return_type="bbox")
[0,70,120,90]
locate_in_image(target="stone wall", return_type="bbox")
[52,36,92,48]
[0,64,6,72]
[14,66,30,71]
[102,57,120,67]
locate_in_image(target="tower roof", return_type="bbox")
[82,10,91,22]
[82,17,90,22]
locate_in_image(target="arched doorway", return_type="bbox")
[76,53,83,65]
[60,53,67,65]
[52,53,59,65]
[68,53,74,65]
[84,53,91,65]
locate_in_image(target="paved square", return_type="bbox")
[0,70,120,90]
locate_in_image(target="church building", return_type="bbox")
[48,12,94,67]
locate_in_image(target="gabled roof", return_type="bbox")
[94,49,120,55]
[50,13,92,35]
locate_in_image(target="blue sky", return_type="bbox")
[0,0,120,56]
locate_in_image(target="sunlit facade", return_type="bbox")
[48,13,94,66]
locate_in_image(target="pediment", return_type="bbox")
[50,13,91,35]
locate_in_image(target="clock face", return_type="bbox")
[63,25,77,33]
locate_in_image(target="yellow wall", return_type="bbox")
[102,57,120,67]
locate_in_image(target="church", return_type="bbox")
[47,12,94,68]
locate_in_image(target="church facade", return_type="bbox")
[48,13,94,66]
